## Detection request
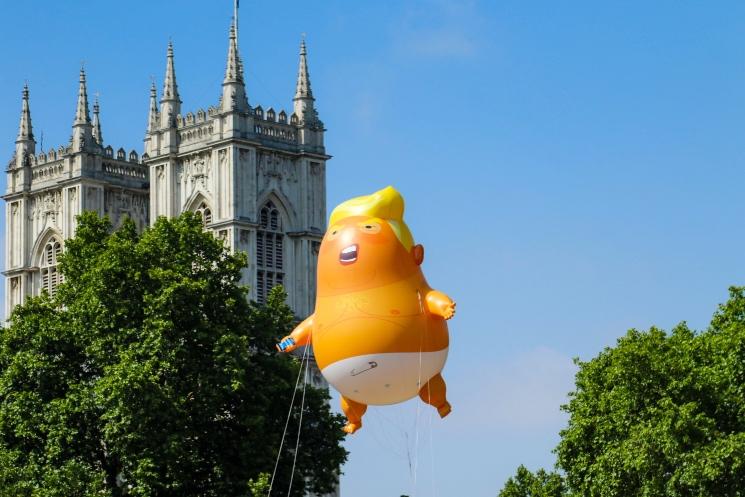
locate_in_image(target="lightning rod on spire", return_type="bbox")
[234,0,239,44]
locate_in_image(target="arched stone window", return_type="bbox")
[195,201,212,226]
[256,200,285,304]
[40,237,62,297]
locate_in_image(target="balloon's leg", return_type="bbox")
[340,396,367,434]
[419,373,452,418]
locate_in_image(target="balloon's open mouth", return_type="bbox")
[340,244,358,265]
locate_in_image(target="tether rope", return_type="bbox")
[268,342,310,496]
[429,380,437,497]
[286,348,310,496]
[412,290,426,497]
[413,341,423,496]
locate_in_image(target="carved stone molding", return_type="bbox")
[30,190,61,225]
[181,152,213,195]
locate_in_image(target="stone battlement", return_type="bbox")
[26,143,142,168]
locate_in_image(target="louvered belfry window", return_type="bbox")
[196,202,212,227]
[40,238,62,297]
[256,201,285,304]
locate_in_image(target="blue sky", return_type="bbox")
[2,1,745,495]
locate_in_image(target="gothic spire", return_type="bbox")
[14,83,36,168]
[293,38,319,126]
[162,41,180,102]
[224,21,242,83]
[92,94,103,145]
[72,68,94,151]
[16,83,34,143]
[147,81,159,134]
[74,67,91,125]
[160,41,181,127]
[221,20,249,112]
[294,38,313,100]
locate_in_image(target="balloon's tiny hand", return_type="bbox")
[276,337,296,353]
[441,301,456,320]
[427,290,456,320]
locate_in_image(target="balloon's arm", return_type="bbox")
[276,314,314,353]
[425,290,456,320]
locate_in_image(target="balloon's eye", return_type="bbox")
[359,222,381,234]
[332,230,338,235]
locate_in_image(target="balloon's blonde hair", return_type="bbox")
[329,185,414,250]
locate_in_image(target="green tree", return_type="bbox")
[500,287,745,496]
[0,212,347,497]
[557,288,745,496]
[498,466,567,497]
[247,473,270,497]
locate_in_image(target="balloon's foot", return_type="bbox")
[342,422,361,434]
[437,402,452,418]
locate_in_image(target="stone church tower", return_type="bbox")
[4,73,149,316]
[4,18,328,322]
[145,23,327,317]
[3,13,336,496]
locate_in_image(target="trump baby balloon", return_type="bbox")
[277,186,456,434]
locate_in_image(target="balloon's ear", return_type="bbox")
[412,244,424,266]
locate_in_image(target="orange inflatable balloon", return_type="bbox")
[277,186,456,434]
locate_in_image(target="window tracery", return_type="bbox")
[256,200,285,304]
[40,237,62,297]
[195,201,212,226]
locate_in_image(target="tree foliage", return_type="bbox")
[499,287,745,496]
[498,465,567,497]
[0,212,347,497]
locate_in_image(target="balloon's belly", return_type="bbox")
[320,349,448,406]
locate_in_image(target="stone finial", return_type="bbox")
[162,41,181,103]
[92,93,103,145]
[224,21,242,83]
[147,81,159,134]
[71,67,94,151]
[160,41,182,128]
[221,19,249,112]
[294,38,314,100]
[293,37,320,126]
[74,67,91,125]
[17,83,34,142]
